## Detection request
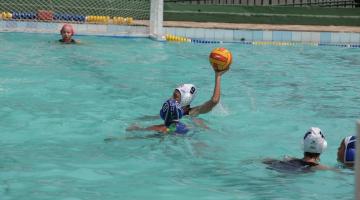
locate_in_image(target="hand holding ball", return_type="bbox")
[209,47,232,72]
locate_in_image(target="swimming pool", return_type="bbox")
[0,32,359,200]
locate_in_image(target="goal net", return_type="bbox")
[0,0,151,21]
[0,0,164,38]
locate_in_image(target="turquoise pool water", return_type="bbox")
[0,32,359,200]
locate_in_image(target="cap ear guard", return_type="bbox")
[321,140,328,153]
[344,136,356,164]
[345,148,355,164]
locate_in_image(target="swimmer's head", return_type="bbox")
[160,99,183,127]
[60,24,74,41]
[174,84,197,107]
[302,127,327,154]
[337,136,356,166]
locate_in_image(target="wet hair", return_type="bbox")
[304,152,320,159]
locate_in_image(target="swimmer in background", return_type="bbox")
[127,69,228,134]
[263,127,331,172]
[337,135,356,169]
[59,24,78,44]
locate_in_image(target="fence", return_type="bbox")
[165,0,360,7]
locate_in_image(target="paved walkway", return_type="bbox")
[135,20,360,33]
[164,21,360,33]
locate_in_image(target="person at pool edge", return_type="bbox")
[337,135,356,168]
[59,24,77,44]
[126,69,228,134]
[263,127,330,172]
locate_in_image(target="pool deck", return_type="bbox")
[136,20,360,33]
[1,19,359,44]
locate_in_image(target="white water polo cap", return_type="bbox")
[302,127,327,154]
[175,84,197,107]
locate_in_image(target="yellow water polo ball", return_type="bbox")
[209,47,232,72]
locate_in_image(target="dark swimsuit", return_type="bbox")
[288,159,319,168]
[264,158,318,173]
[59,39,76,44]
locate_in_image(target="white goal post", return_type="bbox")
[356,120,360,200]
[150,0,164,40]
